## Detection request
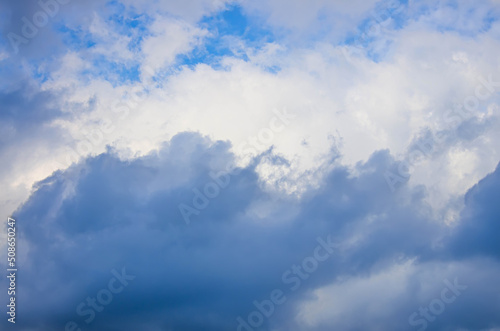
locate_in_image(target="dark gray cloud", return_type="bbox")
[447,161,500,260]
[1,131,499,330]
[0,83,63,128]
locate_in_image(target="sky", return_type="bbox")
[0,0,500,330]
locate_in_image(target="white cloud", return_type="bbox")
[296,258,500,330]
[33,18,500,206]
[87,13,136,63]
[141,17,209,76]
[297,259,415,328]
[123,0,229,22]
[240,0,380,41]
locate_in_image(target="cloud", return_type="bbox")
[0,72,74,241]
[239,0,380,43]
[446,162,500,260]
[2,0,500,222]
[1,1,500,330]
[141,17,209,75]
[0,131,499,330]
[297,258,500,331]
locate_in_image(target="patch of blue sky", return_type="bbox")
[58,3,280,84]
[365,39,395,63]
[432,15,497,36]
[204,3,277,45]
[56,1,150,53]
[32,65,50,84]
[55,3,149,85]
[405,0,498,37]
[102,0,153,56]
[341,0,409,62]
[78,56,140,86]
[105,0,152,38]
[483,14,499,33]
[355,0,408,40]
[174,4,279,72]
[56,24,96,51]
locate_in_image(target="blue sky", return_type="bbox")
[1,0,500,330]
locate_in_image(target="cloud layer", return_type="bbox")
[1,0,500,330]
[0,132,498,330]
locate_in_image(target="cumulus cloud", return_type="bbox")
[1,0,500,330]
[0,132,498,330]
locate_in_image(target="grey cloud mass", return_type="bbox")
[1,132,498,330]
